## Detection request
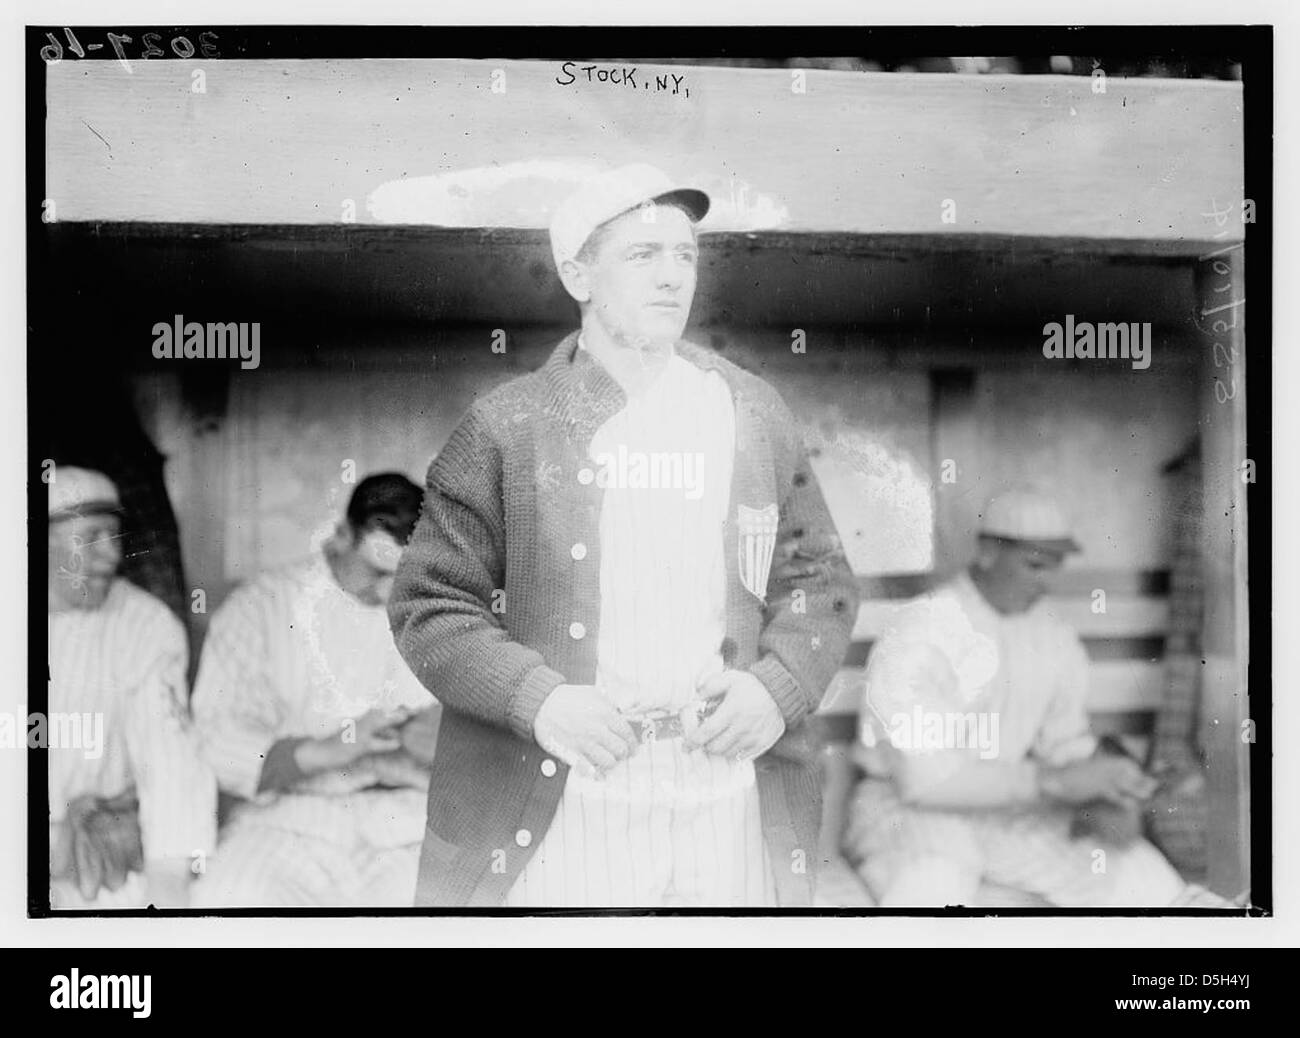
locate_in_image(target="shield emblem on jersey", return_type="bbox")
[737,503,779,603]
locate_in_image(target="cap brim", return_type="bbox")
[651,187,710,223]
[49,500,124,522]
[1015,537,1081,555]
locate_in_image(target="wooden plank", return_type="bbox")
[852,595,1170,642]
[858,569,1170,600]
[47,61,1242,245]
[1086,661,1166,713]
[817,659,1164,715]
[1195,249,1251,899]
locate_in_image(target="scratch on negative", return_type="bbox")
[82,120,111,153]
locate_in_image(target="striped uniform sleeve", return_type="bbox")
[191,582,287,801]
[120,596,218,861]
[1031,628,1099,767]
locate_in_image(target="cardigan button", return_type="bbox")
[540,758,558,777]
[570,542,587,561]
[569,621,586,640]
[577,467,595,485]
[515,829,533,848]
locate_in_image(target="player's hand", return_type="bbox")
[1039,756,1158,807]
[364,749,432,791]
[533,683,638,778]
[84,799,143,892]
[396,707,441,766]
[684,670,786,762]
[303,708,408,771]
[65,795,109,901]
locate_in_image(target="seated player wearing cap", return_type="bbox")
[46,464,217,909]
[389,164,857,907]
[844,488,1216,907]
[191,474,441,907]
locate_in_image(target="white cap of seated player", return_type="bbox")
[48,466,124,523]
[977,487,1081,555]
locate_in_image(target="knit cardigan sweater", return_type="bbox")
[388,332,859,907]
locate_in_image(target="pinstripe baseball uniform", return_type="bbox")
[48,579,217,909]
[506,346,775,907]
[844,571,1184,907]
[190,556,432,908]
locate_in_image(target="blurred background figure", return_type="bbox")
[191,473,441,908]
[47,464,216,909]
[844,487,1225,908]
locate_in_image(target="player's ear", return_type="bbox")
[325,521,356,553]
[972,536,997,572]
[558,258,592,303]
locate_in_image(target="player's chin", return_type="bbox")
[636,310,688,341]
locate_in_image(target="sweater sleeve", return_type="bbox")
[747,384,860,727]
[388,405,566,740]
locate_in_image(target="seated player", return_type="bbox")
[844,487,1224,908]
[191,473,440,908]
[47,465,216,908]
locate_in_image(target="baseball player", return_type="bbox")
[844,487,1218,907]
[191,474,441,908]
[46,465,216,909]
[389,163,859,907]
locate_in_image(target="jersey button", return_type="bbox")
[570,542,587,561]
[577,467,595,485]
[515,829,533,848]
[569,621,586,640]
[540,758,557,777]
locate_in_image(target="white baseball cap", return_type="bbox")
[48,466,123,522]
[977,488,1080,554]
[548,163,710,272]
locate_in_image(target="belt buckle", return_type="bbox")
[630,710,681,744]
[629,697,723,744]
[639,711,672,744]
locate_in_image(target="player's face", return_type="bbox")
[582,205,698,349]
[992,543,1066,612]
[48,512,122,610]
[330,526,400,606]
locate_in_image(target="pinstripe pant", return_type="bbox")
[192,790,424,908]
[846,777,1186,908]
[506,738,775,907]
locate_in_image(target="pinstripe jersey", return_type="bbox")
[590,349,735,715]
[47,579,216,862]
[192,556,432,847]
[506,347,773,906]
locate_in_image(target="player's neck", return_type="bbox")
[578,320,673,398]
